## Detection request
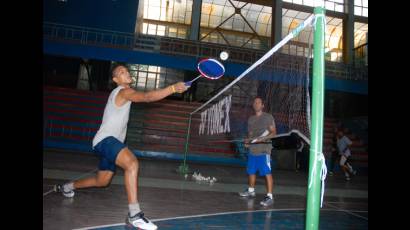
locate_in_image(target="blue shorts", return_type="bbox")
[247,154,272,176]
[93,136,126,172]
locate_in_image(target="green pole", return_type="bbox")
[178,114,192,174]
[305,7,326,230]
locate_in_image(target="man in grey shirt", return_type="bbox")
[239,97,277,206]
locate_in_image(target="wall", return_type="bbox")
[43,0,139,33]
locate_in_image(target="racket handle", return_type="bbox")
[251,130,270,143]
[184,75,202,86]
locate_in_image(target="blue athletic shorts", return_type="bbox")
[247,154,272,176]
[93,136,126,172]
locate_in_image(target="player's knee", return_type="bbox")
[96,177,111,187]
[125,158,139,172]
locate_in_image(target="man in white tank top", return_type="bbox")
[56,65,188,230]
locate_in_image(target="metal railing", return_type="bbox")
[43,22,367,81]
[43,22,135,49]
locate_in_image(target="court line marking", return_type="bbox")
[325,202,368,221]
[73,208,368,230]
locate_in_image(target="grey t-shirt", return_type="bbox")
[248,112,275,156]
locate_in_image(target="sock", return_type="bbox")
[248,187,255,193]
[347,164,353,172]
[129,203,141,217]
[63,182,74,192]
[345,172,350,177]
[267,193,273,199]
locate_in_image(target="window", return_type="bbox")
[281,9,344,62]
[354,0,368,17]
[282,0,345,13]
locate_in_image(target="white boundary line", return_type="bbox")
[72,207,368,229]
[325,202,368,221]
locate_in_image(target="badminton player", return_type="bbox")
[56,65,187,230]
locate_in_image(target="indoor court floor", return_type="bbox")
[43,149,368,230]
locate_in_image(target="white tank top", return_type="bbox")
[92,86,132,147]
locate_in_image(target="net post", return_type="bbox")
[178,113,192,174]
[305,7,326,230]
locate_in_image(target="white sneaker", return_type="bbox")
[260,196,274,206]
[126,212,157,230]
[55,184,75,198]
[239,189,256,197]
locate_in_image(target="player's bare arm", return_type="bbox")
[244,131,254,148]
[116,82,187,105]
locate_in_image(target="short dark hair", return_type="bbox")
[111,64,127,78]
[254,96,265,105]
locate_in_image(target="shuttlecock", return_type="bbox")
[220,51,229,61]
